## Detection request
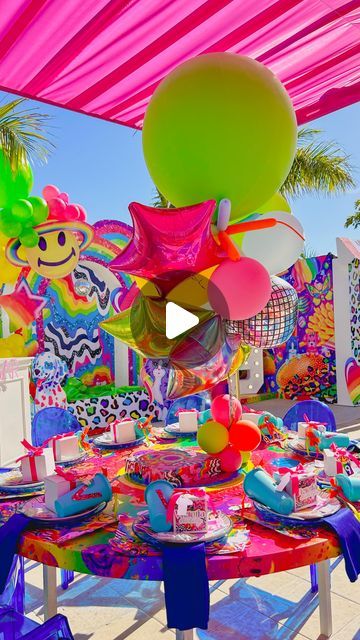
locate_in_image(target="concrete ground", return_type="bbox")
[25,401,360,640]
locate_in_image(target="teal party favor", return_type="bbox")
[145,480,174,532]
[54,473,112,518]
[336,474,360,502]
[244,467,294,515]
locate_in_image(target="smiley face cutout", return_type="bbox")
[6,221,94,280]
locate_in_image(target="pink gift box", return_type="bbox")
[276,467,317,511]
[110,419,136,444]
[44,473,77,512]
[46,433,79,462]
[170,488,208,533]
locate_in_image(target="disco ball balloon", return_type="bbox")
[74,279,91,296]
[225,276,298,348]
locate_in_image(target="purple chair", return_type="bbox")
[0,610,74,639]
[283,399,336,432]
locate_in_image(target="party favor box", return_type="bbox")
[47,434,80,462]
[323,449,343,477]
[172,489,208,533]
[111,419,136,444]
[44,473,77,512]
[21,448,55,483]
[277,469,317,511]
[298,421,326,441]
[178,411,198,433]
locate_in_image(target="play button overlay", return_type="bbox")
[165,302,199,339]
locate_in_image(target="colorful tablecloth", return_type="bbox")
[0,439,341,582]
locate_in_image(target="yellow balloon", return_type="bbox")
[228,344,251,376]
[255,192,291,214]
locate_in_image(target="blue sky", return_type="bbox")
[1,91,359,255]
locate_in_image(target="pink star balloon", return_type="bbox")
[110,200,225,293]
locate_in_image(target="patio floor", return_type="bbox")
[25,401,360,639]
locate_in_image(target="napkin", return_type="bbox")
[0,513,30,593]
[323,509,360,582]
[162,543,209,630]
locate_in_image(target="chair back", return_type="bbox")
[283,399,336,432]
[32,407,82,447]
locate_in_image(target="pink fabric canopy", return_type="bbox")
[0,0,359,128]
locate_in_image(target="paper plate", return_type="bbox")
[56,452,87,467]
[93,434,145,450]
[133,510,232,546]
[165,423,198,438]
[20,495,107,526]
[0,470,44,494]
[253,493,340,523]
[287,437,323,459]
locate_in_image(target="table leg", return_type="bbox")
[175,630,194,640]
[43,565,57,620]
[317,560,332,638]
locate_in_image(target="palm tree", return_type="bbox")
[153,127,355,209]
[345,199,360,229]
[0,97,53,169]
[281,127,355,199]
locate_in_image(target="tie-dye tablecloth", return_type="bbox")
[0,440,341,582]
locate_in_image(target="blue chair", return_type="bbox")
[31,408,82,591]
[283,400,336,433]
[166,393,210,426]
[32,408,82,448]
[283,399,336,593]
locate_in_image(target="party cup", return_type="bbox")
[244,467,294,515]
[54,473,112,518]
[145,480,174,532]
[319,433,350,451]
[336,474,360,502]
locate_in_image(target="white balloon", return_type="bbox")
[240,211,305,275]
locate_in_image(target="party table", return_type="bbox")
[0,439,340,639]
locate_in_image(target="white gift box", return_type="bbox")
[178,412,198,433]
[21,448,55,483]
[111,420,136,444]
[47,434,80,462]
[323,449,343,477]
[298,421,326,441]
[44,473,77,512]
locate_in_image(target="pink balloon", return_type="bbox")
[211,394,242,427]
[59,192,69,203]
[208,258,271,320]
[75,204,87,221]
[48,197,66,218]
[42,184,60,201]
[63,204,80,220]
[218,445,242,473]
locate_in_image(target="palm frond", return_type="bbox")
[0,97,53,170]
[281,127,355,199]
[345,199,360,229]
[152,187,174,208]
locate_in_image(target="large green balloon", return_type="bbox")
[0,148,33,209]
[143,54,297,220]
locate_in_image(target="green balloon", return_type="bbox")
[19,228,38,247]
[143,54,297,221]
[0,148,33,209]
[255,192,291,214]
[28,196,49,225]
[11,198,33,221]
[6,219,23,238]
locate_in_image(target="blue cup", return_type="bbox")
[244,468,294,516]
[336,474,360,502]
[145,480,174,532]
[319,432,350,451]
[54,473,112,518]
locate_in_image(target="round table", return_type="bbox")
[4,438,341,638]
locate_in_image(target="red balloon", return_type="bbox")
[218,445,242,473]
[64,204,80,221]
[211,394,242,427]
[229,419,261,452]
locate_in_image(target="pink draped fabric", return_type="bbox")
[0,0,359,127]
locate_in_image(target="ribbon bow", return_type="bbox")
[16,440,44,462]
[275,464,305,493]
[165,489,204,523]
[55,466,77,489]
[303,413,327,431]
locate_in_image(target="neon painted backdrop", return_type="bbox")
[261,254,336,403]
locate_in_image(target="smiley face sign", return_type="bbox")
[6,221,94,279]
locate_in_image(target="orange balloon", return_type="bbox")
[229,419,261,452]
